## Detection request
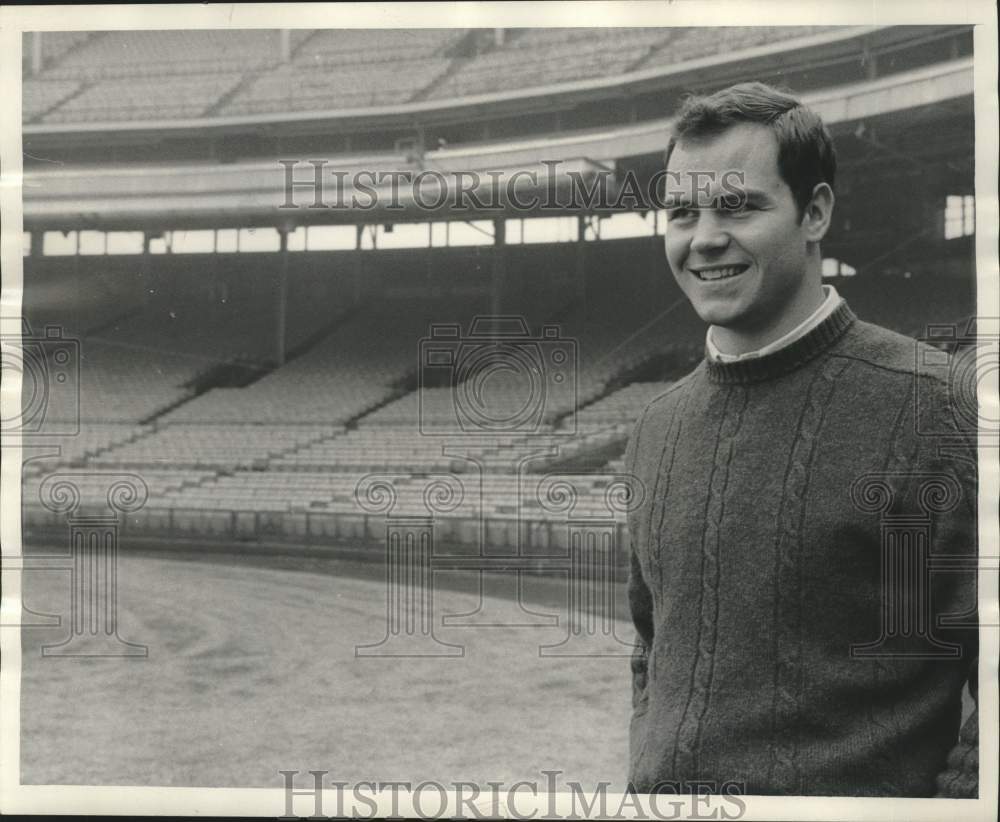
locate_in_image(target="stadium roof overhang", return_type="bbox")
[21,57,974,232]
[22,158,618,231]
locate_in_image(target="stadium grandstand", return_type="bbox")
[19,23,976,557]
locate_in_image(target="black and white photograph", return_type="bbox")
[1,2,997,818]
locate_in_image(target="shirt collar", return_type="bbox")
[706,284,843,364]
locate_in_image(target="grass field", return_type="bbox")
[19,546,634,789]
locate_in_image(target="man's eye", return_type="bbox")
[667,208,694,221]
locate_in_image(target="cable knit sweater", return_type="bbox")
[625,301,978,797]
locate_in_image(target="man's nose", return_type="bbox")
[689,212,730,254]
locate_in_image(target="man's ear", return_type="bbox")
[802,182,834,243]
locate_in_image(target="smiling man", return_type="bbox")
[665,115,834,359]
[625,83,978,797]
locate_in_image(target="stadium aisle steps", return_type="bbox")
[286,29,321,61]
[86,423,343,471]
[85,424,158,462]
[200,69,261,118]
[634,26,835,71]
[408,54,471,103]
[22,78,92,124]
[623,30,678,73]
[257,428,349,470]
[34,31,100,72]
[128,304,356,426]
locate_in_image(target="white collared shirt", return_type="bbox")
[706,285,843,363]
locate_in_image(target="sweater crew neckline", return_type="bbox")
[705,301,857,384]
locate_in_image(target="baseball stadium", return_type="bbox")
[13,23,977,791]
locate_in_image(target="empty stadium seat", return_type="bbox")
[26,26,843,123]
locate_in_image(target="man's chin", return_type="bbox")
[691,305,746,329]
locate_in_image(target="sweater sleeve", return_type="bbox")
[920,381,979,799]
[935,659,978,797]
[931,446,979,798]
[624,408,654,709]
[628,546,654,708]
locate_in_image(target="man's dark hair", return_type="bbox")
[665,82,837,217]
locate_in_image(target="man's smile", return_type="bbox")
[688,263,751,281]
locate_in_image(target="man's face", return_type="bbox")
[664,122,813,335]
